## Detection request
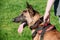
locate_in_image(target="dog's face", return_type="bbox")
[13,2,40,27]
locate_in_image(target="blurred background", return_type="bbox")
[0,0,60,40]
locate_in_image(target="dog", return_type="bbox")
[13,2,60,40]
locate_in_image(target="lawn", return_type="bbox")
[0,0,60,40]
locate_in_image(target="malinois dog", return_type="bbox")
[13,2,60,40]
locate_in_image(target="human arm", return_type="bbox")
[44,0,55,23]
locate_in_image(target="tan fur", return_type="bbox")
[33,30,60,40]
[30,13,41,27]
[23,9,33,25]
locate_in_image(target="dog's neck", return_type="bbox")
[28,13,41,27]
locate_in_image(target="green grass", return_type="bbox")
[0,0,60,40]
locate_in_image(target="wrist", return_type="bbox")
[44,12,49,16]
[45,10,50,13]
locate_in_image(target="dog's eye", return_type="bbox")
[24,16,26,18]
[23,10,27,13]
[21,14,23,16]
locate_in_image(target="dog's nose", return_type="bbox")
[12,18,20,23]
[12,18,15,22]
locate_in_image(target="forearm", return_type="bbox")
[45,0,55,13]
[44,0,55,23]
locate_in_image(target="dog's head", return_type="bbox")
[13,2,41,27]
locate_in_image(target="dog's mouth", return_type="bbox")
[21,21,28,27]
[18,21,28,33]
[18,22,26,33]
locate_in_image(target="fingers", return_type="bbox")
[44,16,50,24]
[43,12,50,24]
[47,18,50,23]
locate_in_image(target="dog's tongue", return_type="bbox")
[18,22,25,33]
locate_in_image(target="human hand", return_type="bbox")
[43,12,50,24]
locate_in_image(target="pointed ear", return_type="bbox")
[26,2,36,16]
[26,2,33,9]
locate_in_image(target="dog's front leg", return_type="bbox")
[33,33,40,40]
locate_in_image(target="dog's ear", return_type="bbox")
[26,2,33,10]
[26,2,36,16]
